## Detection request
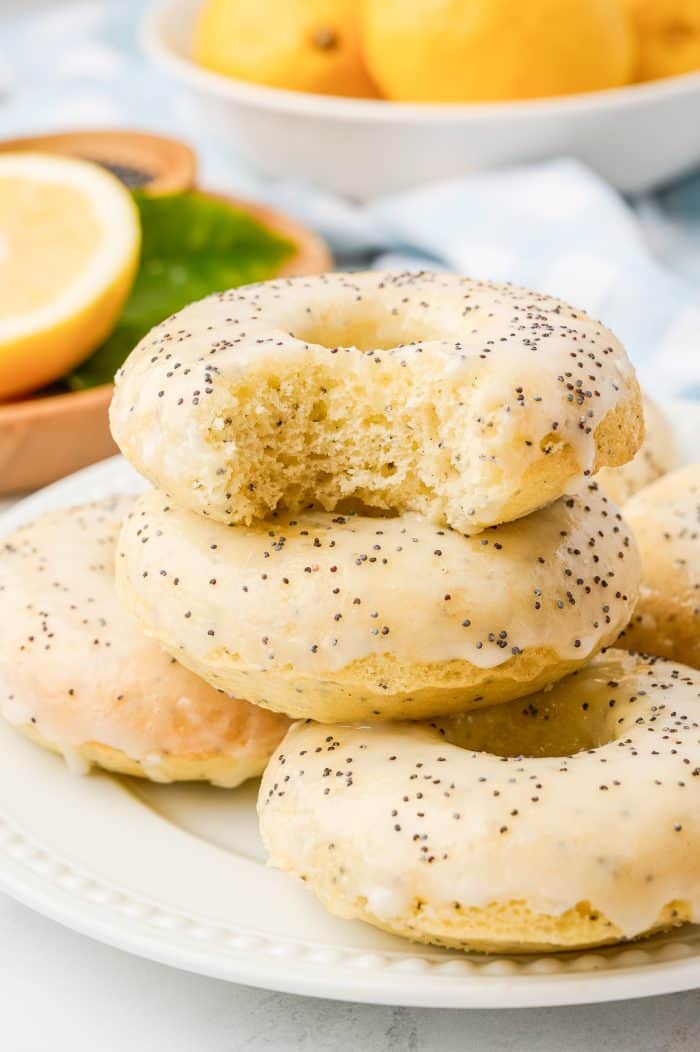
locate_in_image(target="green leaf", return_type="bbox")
[67,190,295,390]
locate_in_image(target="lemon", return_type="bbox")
[193,0,378,98]
[362,0,635,103]
[623,0,700,81]
[0,152,140,401]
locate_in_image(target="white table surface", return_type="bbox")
[1,893,699,1052]
[1,486,700,1050]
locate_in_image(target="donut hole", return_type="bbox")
[436,669,637,759]
[292,298,451,354]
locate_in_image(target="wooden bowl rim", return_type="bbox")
[231,193,333,277]
[0,129,198,195]
[0,383,113,424]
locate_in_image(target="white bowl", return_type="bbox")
[145,0,700,200]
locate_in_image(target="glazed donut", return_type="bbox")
[0,497,289,785]
[259,649,700,953]
[110,271,642,535]
[620,464,700,669]
[115,482,640,722]
[596,394,677,506]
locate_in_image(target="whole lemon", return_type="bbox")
[623,0,700,81]
[362,0,635,103]
[193,0,378,98]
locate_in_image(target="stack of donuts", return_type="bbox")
[2,271,699,955]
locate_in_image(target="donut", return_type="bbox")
[0,497,289,785]
[110,271,642,535]
[259,649,700,953]
[620,464,700,669]
[596,394,677,506]
[115,482,640,722]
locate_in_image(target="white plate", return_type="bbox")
[144,0,700,198]
[0,402,699,1009]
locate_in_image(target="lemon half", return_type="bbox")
[0,152,140,400]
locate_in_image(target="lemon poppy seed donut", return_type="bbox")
[0,498,289,785]
[110,271,642,535]
[620,464,700,669]
[259,650,700,953]
[595,394,677,506]
[115,482,640,722]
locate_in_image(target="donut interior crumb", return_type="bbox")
[207,344,582,535]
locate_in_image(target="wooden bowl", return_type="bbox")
[0,193,332,495]
[0,130,197,193]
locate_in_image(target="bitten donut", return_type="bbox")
[0,498,289,785]
[596,394,677,506]
[110,271,642,535]
[116,482,640,722]
[259,649,700,953]
[620,464,700,669]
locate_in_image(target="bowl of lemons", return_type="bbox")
[145,0,700,199]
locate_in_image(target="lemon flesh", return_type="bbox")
[0,152,140,400]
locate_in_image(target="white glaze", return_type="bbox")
[259,650,700,939]
[61,747,92,777]
[0,497,289,766]
[116,482,640,678]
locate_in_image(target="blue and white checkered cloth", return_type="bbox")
[2,0,699,398]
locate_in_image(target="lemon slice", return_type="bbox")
[0,152,140,400]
